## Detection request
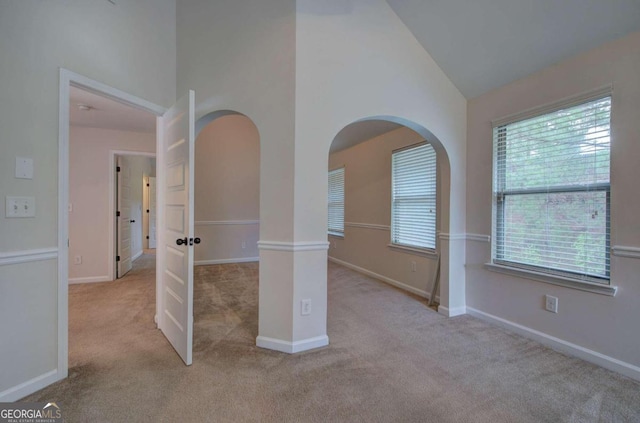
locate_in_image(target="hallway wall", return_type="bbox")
[69,127,155,283]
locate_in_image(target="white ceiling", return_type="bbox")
[386,0,640,98]
[330,120,404,153]
[69,86,156,133]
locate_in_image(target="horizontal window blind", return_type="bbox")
[328,167,344,235]
[392,143,437,249]
[494,96,611,282]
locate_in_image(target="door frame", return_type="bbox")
[110,151,156,281]
[58,68,166,380]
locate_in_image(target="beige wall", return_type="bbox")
[194,115,260,264]
[466,31,640,368]
[0,0,175,399]
[69,127,155,282]
[328,127,440,296]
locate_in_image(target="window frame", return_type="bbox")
[327,166,345,238]
[390,141,438,252]
[491,89,613,287]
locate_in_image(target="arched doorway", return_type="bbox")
[326,116,453,316]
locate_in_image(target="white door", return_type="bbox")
[117,155,133,278]
[157,91,195,365]
[148,176,157,249]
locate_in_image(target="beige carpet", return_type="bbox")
[23,254,640,422]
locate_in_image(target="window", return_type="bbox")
[493,95,611,283]
[328,167,345,236]
[391,143,437,250]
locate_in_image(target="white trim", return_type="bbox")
[0,369,60,402]
[257,240,330,252]
[69,275,111,284]
[59,68,166,388]
[484,263,617,296]
[0,248,58,266]
[438,232,467,241]
[466,307,640,383]
[344,222,390,231]
[195,257,259,266]
[256,335,329,354]
[612,245,640,259]
[491,85,613,128]
[466,233,491,242]
[387,243,439,259]
[438,305,467,317]
[195,220,259,226]
[328,256,439,301]
[132,250,143,262]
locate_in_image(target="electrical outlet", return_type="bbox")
[301,299,311,316]
[74,255,82,265]
[545,295,558,313]
[411,261,417,272]
[241,241,246,249]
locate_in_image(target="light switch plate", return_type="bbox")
[15,157,34,179]
[5,196,36,218]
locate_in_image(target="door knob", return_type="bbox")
[194,237,201,244]
[130,220,136,223]
[176,237,188,246]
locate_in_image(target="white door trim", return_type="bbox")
[58,68,165,385]
[109,151,156,281]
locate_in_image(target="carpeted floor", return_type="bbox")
[23,254,640,422]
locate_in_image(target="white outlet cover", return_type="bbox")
[15,157,34,179]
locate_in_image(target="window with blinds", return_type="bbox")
[493,96,611,283]
[391,143,437,250]
[328,167,345,236]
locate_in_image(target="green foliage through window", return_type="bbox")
[493,96,611,282]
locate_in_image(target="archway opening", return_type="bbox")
[192,110,261,349]
[326,117,451,313]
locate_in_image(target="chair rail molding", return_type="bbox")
[344,222,390,231]
[195,220,259,226]
[612,245,640,259]
[0,247,58,266]
[257,240,330,252]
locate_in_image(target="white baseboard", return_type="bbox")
[438,306,467,317]
[132,250,143,261]
[0,369,62,402]
[466,307,640,382]
[195,257,259,266]
[68,275,111,284]
[328,256,438,302]
[256,335,329,354]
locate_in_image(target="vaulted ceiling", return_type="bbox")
[386,0,640,98]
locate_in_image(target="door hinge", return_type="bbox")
[116,166,121,172]
[116,255,120,262]
[117,211,121,217]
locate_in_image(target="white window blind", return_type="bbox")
[392,143,437,249]
[328,167,345,235]
[493,96,611,283]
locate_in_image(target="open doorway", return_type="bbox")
[59,70,168,379]
[114,153,156,279]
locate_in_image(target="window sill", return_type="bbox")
[484,263,617,296]
[328,232,344,239]
[387,244,438,259]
